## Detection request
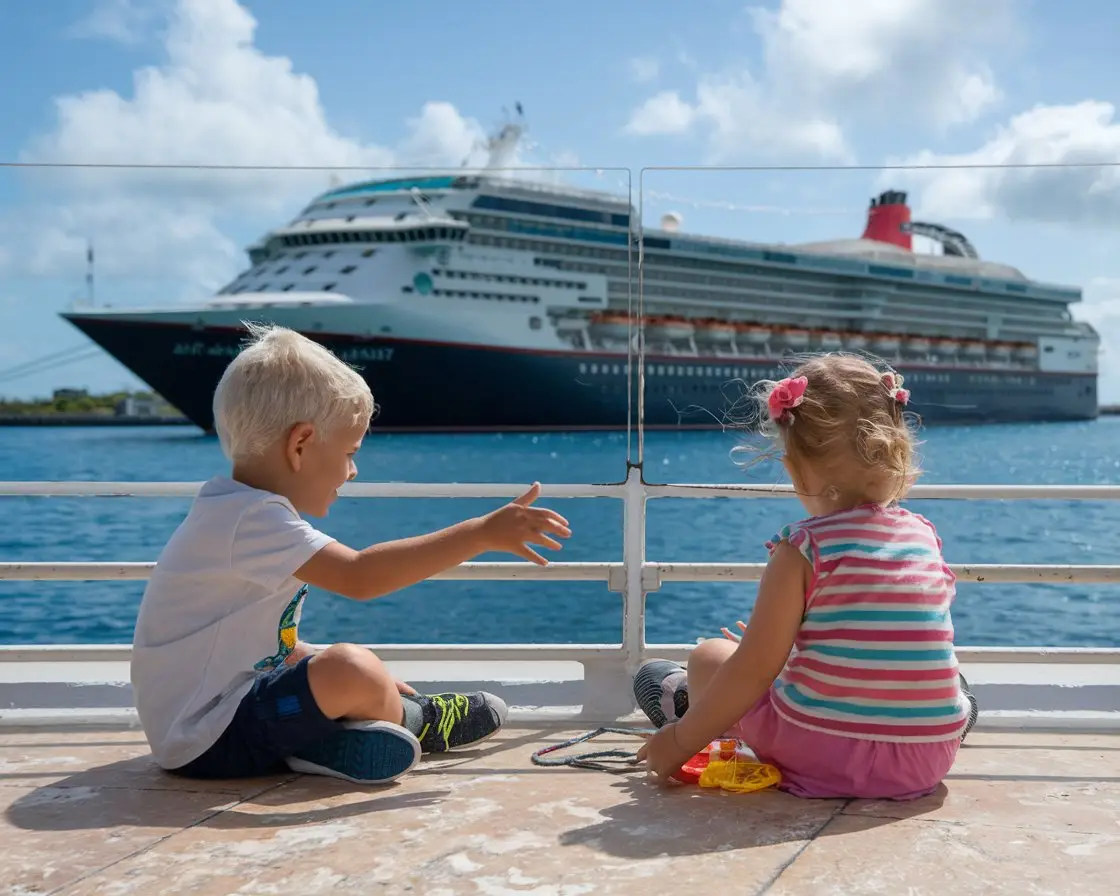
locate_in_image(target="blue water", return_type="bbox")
[1,421,1119,648]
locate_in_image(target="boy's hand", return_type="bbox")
[477,482,571,565]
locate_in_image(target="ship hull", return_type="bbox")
[62,316,1099,431]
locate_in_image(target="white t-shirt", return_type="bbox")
[130,476,335,769]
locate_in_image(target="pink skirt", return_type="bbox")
[729,692,961,800]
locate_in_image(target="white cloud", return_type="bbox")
[2,0,547,294]
[625,0,1012,161]
[1078,278,1120,404]
[628,57,660,84]
[68,0,163,45]
[887,101,1120,227]
[625,91,695,136]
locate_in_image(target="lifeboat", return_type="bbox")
[697,321,737,344]
[846,332,870,352]
[905,337,931,355]
[817,331,843,351]
[962,340,987,359]
[990,342,1013,362]
[1014,342,1039,362]
[782,328,811,349]
[647,316,696,342]
[934,338,960,356]
[872,333,901,354]
[588,312,633,342]
[736,324,771,345]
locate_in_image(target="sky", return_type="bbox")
[2,0,1120,399]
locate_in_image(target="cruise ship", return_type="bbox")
[60,117,1099,431]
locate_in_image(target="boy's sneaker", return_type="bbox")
[408,692,508,753]
[960,673,979,742]
[286,720,421,785]
[633,659,690,728]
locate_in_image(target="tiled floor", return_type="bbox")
[1,726,1117,895]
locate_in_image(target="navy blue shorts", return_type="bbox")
[169,657,344,779]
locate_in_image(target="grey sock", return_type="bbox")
[400,694,425,735]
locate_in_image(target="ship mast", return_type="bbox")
[463,102,526,170]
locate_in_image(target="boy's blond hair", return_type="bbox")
[213,323,374,461]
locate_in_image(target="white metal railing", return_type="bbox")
[3,468,1120,720]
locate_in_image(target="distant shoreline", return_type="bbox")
[0,415,194,427]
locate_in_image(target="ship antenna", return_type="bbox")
[86,240,95,307]
[409,187,437,219]
[482,102,526,171]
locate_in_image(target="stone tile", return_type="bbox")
[0,737,292,797]
[59,729,842,895]
[769,813,1120,896]
[0,782,248,895]
[3,727,1117,894]
[844,732,1120,835]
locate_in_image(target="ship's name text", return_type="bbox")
[172,342,394,363]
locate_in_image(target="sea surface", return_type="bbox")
[1,420,1119,648]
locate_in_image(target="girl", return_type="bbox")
[635,353,978,799]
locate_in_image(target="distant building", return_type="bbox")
[116,395,162,417]
[53,388,88,401]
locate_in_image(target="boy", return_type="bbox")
[130,323,571,785]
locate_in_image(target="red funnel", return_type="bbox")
[862,190,912,251]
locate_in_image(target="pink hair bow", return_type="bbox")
[882,371,910,406]
[768,375,808,424]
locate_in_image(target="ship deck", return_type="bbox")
[3,474,1120,893]
[3,721,1118,895]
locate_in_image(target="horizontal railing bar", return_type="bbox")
[0,561,611,582]
[2,481,1120,501]
[0,644,620,664]
[0,481,626,499]
[4,561,1120,584]
[657,563,1120,584]
[643,645,1120,665]
[3,644,1118,665]
[644,483,1120,501]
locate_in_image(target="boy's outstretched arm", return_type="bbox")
[295,482,571,600]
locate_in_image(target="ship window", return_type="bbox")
[323,283,336,291]
[293,251,308,259]
[257,284,270,291]
[529,316,542,330]
[275,265,289,274]
[362,249,375,258]
[365,199,376,207]
[303,266,317,274]
[403,286,414,293]
[282,284,294,291]
[341,265,357,274]
[324,250,336,258]
[346,216,355,223]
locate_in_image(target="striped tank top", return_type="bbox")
[768,503,971,743]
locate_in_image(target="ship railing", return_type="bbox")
[1,468,1119,730]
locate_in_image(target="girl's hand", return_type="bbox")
[636,723,691,784]
[720,620,747,642]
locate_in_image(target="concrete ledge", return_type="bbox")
[2,648,1119,732]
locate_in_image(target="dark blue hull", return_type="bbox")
[61,316,1099,431]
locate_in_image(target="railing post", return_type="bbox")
[582,462,649,720]
[621,462,646,676]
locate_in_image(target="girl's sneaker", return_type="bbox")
[960,673,980,741]
[285,720,421,785]
[633,659,690,728]
[407,692,508,753]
